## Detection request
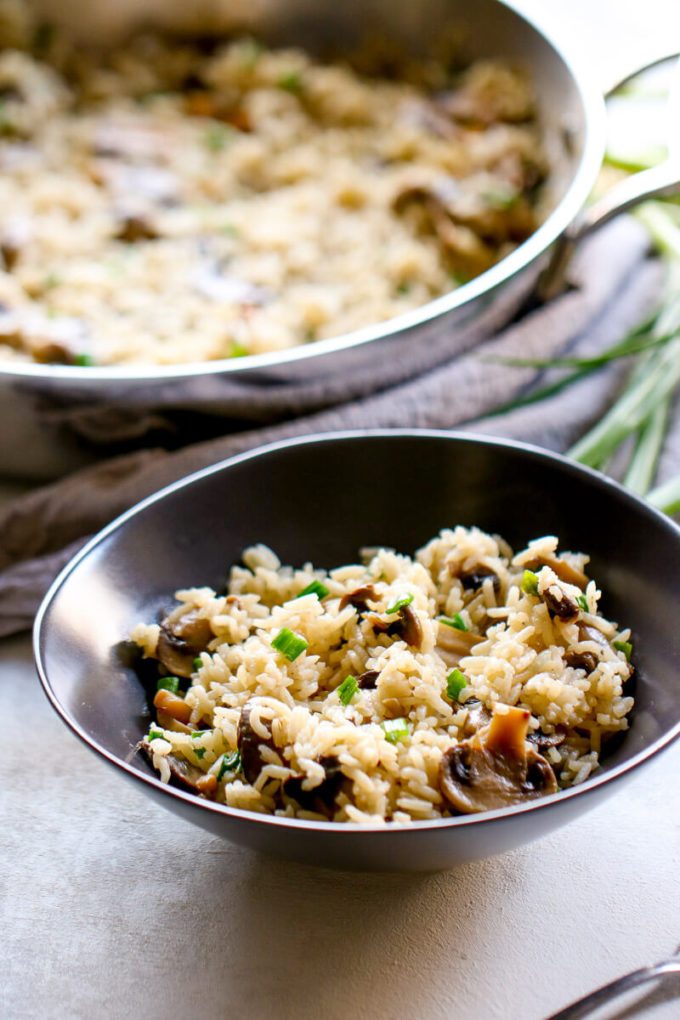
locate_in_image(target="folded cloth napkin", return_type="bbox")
[0,216,670,636]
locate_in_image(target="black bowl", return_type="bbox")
[34,430,680,871]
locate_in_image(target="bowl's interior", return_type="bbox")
[36,431,680,798]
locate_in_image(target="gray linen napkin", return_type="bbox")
[0,216,668,635]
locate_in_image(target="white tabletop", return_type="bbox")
[4,3,680,1018]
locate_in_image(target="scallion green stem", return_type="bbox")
[623,395,671,495]
[646,473,680,515]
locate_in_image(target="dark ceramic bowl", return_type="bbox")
[34,431,680,871]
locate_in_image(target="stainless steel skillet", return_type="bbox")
[2,0,678,477]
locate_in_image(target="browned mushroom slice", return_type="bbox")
[357,669,379,690]
[436,620,483,667]
[282,756,345,817]
[140,741,214,796]
[564,622,610,673]
[153,688,192,726]
[541,581,579,621]
[339,584,378,612]
[368,604,423,648]
[115,213,159,243]
[527,729,566,754]
[157,609,213,678]
[458,698,492,738]
[522,552,589,590]
[237,702,277,785]
[438,705,558,814]
[453,563,502,594]
[393,185,496,277]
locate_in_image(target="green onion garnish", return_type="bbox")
[298,579,329,600]
[75,353,93,367]
[156,676,180,694]
[381,718,409,744]
[613,640,632,661]
[576,594,589,612]
[271,628,308,661]
[337,675,358,706]
[446,669,467,702]
[438,613,468,632]
[193,657,203,671]
[217,751,241,781]
[228,340,249,358]
[148,727,165,742]
[192,730,211,739]
[521,570,539,596]
[278,70,303,93]
[204,125,232,152]
[385,593,414,614]
[193,748,206,759]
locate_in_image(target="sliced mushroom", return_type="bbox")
[339,584,378,612]
[357,669,379,690]
[438,704,558,814]
[452,563,502,594]
[564,622,610,674]
[237,702,277,785]
[522,552,589,590]
[140,741,210,795]
[527,729,566,754]
[282,755,345,817]
[541,581,579,621]
[458,698,491,738]
[153,689,192,726]
[157,610,213,678]
[368,603,423,648]
[436,620,483,667]
[114,213,159,243]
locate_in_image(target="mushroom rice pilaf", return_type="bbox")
[131,528,634,823]
[0,24,546,365]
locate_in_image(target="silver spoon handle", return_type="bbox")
[545,960,680,1020]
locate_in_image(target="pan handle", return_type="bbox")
[538,55,680,301]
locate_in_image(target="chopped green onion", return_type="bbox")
[446,669,467,702]
[396,281,411,295]
[278,70,303,93]
[217,751,241,780]
[148,727,165,742]
[203,125,232,152]
[613,640,632,661]
[385,593,414,614]
[192,730,211,739]
[193,747,206,759]
[337,675,358,707]
[438,613,468,632]
[576,594,589,612]
[228,340,249,358]
[156,676,180,694]
[381,718,410,744]
[271,628,308,661]
[298,579,329,600]
[75,353,93,367]
[521,570,539,596]
[193,657,203,671]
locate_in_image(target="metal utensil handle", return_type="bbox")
[539,54,680,301]
[545,959,680,1020]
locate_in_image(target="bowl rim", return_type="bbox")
[3,1,606,386]
[34,427,680,834]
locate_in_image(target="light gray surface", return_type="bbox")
[4,2,680,1018]
[3,632,680,1020]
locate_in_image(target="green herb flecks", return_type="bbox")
[381,718,409,744]
[74,353,93,367]
[385,593,414,614]
[278,70,304,94]
[576,594,589,612]
[438,613,468,632]
[204,124,233,152]
[157,676,181,694]
[521,570,539,596]
[337,675,358,707]
[217,751,241,780]
[446,669,467,702]
[298,579,329,600]
[271,628,308,661]
[228,340,249,358]
[613,640,632,661]
[148,727,166,742]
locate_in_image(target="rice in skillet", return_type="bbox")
[131,528,634,823]
[0,17,546,366]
